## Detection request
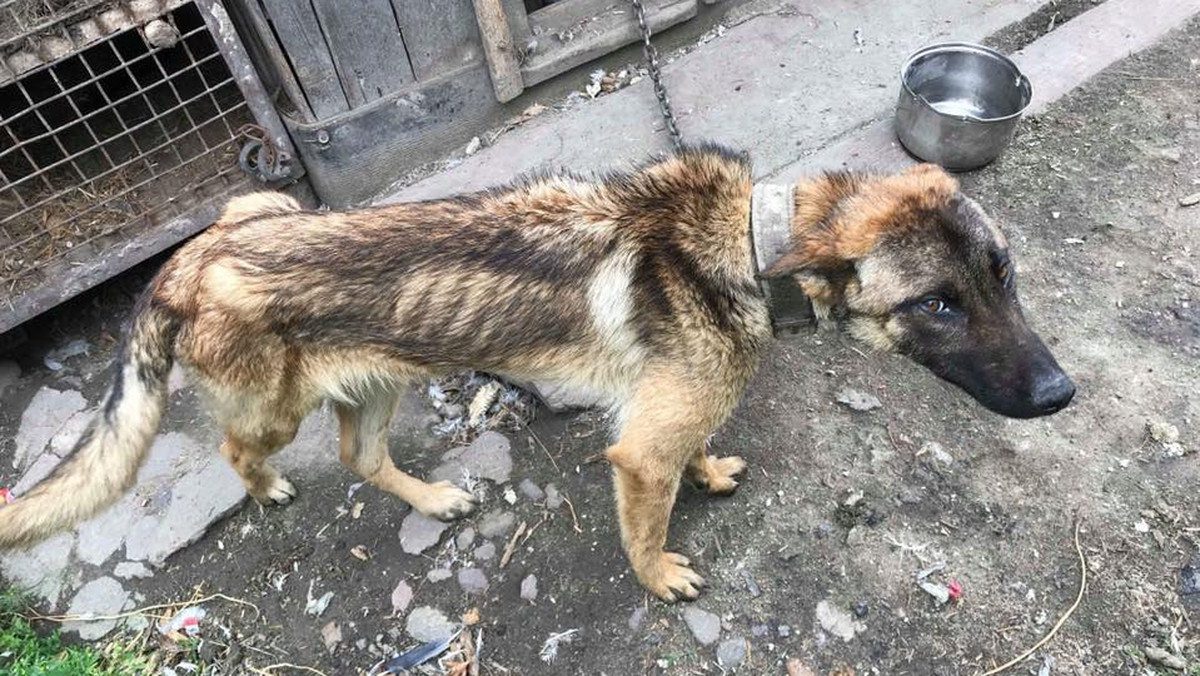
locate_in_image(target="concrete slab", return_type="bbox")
[379,0,1040,204]
[12,387,86,470]
[771,0,1200,177]
[61,576,130,640]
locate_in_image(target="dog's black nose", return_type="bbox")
[1031,370,1075,414]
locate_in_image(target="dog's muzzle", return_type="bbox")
[750,183,815,336]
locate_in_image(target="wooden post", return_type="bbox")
[471,0,524,102]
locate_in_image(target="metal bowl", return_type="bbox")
[895,42,1032,171]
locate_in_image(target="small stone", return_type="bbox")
[815,600,862,641]
[390,581,413,615]
[544,483,563,509]
[777,624,791,638]
[456,527,476,550]
[321,621,342,654]
[464,136,481,156]
[852,600,870,618]
[716,637,747,669]
[1134,520,1151,534]
[427,568,452,583]
[1178,192,1200,207]
[682,607,721,646]
[457,568,489,594]
[835,387,881,412]
[751,624,768,637]
[477,509,516,538]
[921,441,953,465]
[519,478,545,501]
[1144,646,1187,670]
[786,658,816,676]
[113,562,153,580]
[628,606,647,630]
[520,574,538,600]
[920,581,951,604]
[474,542,497,560]
[406,606,456,642]
[399,511,450,554]
[845,525,866,546]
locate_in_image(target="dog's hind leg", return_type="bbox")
[685,447,747,496]
[219,417,302,505]
[606,366,736,602]
[335,389,477,521]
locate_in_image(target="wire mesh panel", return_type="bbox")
[0,0,291,332]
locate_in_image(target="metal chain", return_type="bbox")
[630,0,683,150]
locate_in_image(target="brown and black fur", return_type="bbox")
[0,144,1071,601]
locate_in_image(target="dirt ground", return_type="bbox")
[2,13,1199,676]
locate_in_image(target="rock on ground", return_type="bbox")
[682,607,721,646]
[717,637,747,669]
[474,542,496,560]
[430,431,512,484]
[0,532,74,605]
[520,574,538,600]
[816,600,864,641]
[390,581,413,615]
[113,562,153,580]
[457,567,489,594]
[406,606,457,642]
[62,576,130,640]
[13,387,87,469]
[399,511,450,555]
[477,509,516,538]
[455,527,476,550]
[427,568,452,583]
[518,478,545,501]
[835,388,882,412]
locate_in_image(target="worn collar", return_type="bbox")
[750,183,814,336]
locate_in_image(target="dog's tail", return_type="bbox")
[0,292,179,548]
[218,191,302,225]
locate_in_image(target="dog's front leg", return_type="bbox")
[606,369,718,601]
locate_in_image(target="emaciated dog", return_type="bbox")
[0,145,1073,601]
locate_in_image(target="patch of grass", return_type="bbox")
[0,588,151,676]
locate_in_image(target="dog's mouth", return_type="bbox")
[912,334,1076,419]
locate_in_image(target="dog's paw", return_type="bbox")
[639,552,705,602]
[254,474,297,505]
[415,481,478,521]
[693,455,746,495]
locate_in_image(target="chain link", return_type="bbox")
[630,0,683,150]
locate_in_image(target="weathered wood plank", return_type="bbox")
[388,0,481,82]
[258,0,348,119]
[471,0,524,102]
[309,0,415,108]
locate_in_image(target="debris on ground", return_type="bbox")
[1182,554,1200,611]
[304,581,334,617]
[399,511,451,555]
[321,621,342,654]
[919,580,951,605]
[0,486,12,503]
[406,606,457,643]
[432,432,513,485]
[158,606,206,639]
[917,440,954,465]
[390,581,413,616]
[1143,646,1187,671]
[43,338,90,371]
[457,567,489,594]
[520,574,538,601]
[716,636,747,668]
[1179,191,1200,207]
[786,658,817,676]
[835,388,882,412]
[538,628,579,664]
[426,373,535,441]
[682,607,721,645]
[464,136,481,156]
[1147,418,1187,457]
[367,631,459,676]
[815,600,864,641]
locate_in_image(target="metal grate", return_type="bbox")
[0,0,262,316]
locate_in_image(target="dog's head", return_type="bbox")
[763,164,1074,419]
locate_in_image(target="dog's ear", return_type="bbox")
[759,248,810,278]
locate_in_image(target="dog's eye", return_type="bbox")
[998,261,1012,286]
[919,297,951,315]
